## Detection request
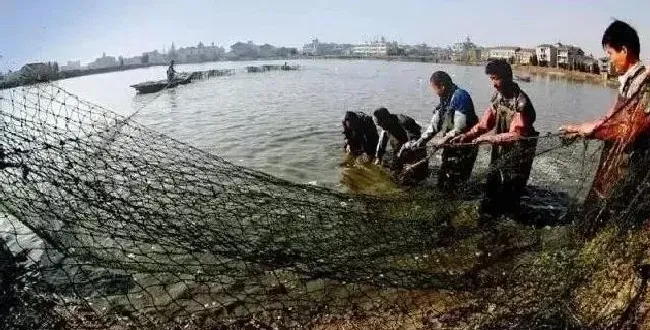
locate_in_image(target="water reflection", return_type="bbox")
[168,89,179,111]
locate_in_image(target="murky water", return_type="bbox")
[54,59,615,188]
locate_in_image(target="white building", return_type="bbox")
[557,44,584,69]
[88,53,118,69]
[599,57,613,74]
[486,46,518,61]
[536,44,558,67]
[141,50,166,64]
[352,41,388,56]
[60,60,81,72]
[123,56,143,65]
[516,48,536,65]
[302,39,319,55]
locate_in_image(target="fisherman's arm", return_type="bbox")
[451,107,495,143]
[412,107,443,148]
[482,111,532,144]
[444,92,473,139]
[559,99,618,137]
[592,92,650,142]
[375,131,389,163]
[477,97,535,144]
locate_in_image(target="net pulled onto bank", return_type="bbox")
[1,83,650,330]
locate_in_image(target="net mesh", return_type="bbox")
[1,83,649,330]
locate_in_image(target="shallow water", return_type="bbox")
[53,59,615,188]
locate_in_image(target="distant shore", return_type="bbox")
[513,65,619,89]
[0,62,169,90]
[1,56,618,90]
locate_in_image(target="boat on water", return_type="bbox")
[130,69,236,94]
[130,74,192,94]
[515,75,532,83]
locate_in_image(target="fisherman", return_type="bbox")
[560,20,650,235]
[167,60,176,82]
[401,71,479,190]
[342,111,380,159]
[451,59,538,219]
[372,107,428,183]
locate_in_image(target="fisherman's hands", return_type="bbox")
[450,134,472,144]
[402,140,421,151]
[559,123,596,138]
[437,134,454,147]
[474,135,498,145]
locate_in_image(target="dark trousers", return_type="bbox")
[395,147,429,185]
[437,145,479,191]
[479,138,537,218]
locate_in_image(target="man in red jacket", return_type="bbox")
[560,20,650,235]
[451,59,538,219]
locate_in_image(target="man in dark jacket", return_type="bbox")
[372,107,427,183]
[342,111,380,159]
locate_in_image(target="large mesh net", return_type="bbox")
[1,83,650,329]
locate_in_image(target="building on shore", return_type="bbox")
[486,46,518,61]
[352,41,388,57]
[88,53,118,70]
[515,48,536,65]
[451,37,480,63]
[60,60,81,72]
[556,43,584,70]
[482,46,534,65]
[580,55,599,73]
[599,57,613,75]
[123,56,143,66]
[302,39,319,55]
[302,39,354,56]
[141,50,166,65]
[173,42,225,63]
[536,44,558,67]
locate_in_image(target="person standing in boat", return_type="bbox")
[373,107,428,184]
[401,71,479,190]
[450,59,538,220]
[167,60,176,82]
[342,111,380,160]
[560,20,650,236]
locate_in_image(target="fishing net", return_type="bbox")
[1,83,650,330]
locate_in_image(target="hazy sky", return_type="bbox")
[2,0,649,71]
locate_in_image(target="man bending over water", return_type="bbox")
[373,107,428,184]
[342,111,380,160]
[402,71,479,190]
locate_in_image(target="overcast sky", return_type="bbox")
[2,0,649,71]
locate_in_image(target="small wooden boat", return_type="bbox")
[130,73,192,94]
[130,69,234,94]
[515,75,532,83]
